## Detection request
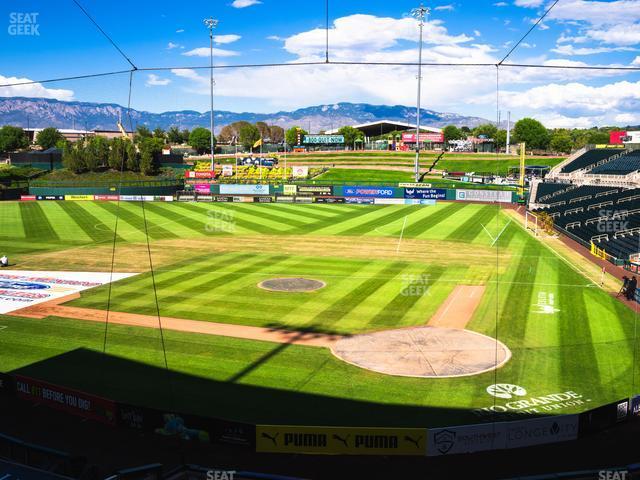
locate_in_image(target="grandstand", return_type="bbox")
[530,144,640,262]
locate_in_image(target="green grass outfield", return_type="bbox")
[0,200,638,427]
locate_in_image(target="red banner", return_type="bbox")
[20,195,36,201]
[94,195,119,201]
[14,375,117,425]
[185,171,215,179]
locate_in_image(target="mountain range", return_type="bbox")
[0,97,490,133]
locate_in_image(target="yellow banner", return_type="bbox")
[283,185,297,196]
[256,425,426,455]
[595,144,624,149]
[64,195,94,201]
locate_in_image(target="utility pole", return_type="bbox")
[506,111,511,155]
[411,4,429,182]
[204,17,218,171]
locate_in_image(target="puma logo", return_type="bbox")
[404,435,422,449]
[261,432,279,446]
[332,434,350,447]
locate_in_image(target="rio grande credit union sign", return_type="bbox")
[303,135,345,144]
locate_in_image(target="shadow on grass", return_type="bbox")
[5,347,528,429]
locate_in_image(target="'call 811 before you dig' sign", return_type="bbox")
[0,270,137,314]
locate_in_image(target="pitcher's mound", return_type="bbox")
[258,277,325,292]
[331,326,510,378]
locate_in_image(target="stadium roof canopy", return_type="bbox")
[325,120,441,137]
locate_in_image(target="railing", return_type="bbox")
[29,178,183,188]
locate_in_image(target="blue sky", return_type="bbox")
[1,0,640,127]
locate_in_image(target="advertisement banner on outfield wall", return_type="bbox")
[14,375,117,425]
[0,372,13,393]
[220,184,270,195]
[232,196,254,203]
[504,415,578,449]
[404,188,446,200]
[579,399,630,435]
[276,196,294,203]
[374,198,405,205]
[254,196,273,203]
[213,195,233,202]
[345,197,374,204]
[94,195,119,201]
[455,189,512,203]
[194,184,212,194]
[632,395,640,417]
[197,195,213,202]
[296,185,333,196]
[314,197,345,203]
[177,195,195,202]
[292,166,309,178]
[343,186,397,198]
[36,195,64,201]
[64,195,94,201]
[428,423,506,456]
[120,195,155,202]
[20,195,36,201]
[185,171,216,179]
[283,185,297,196]
[256,425,426,455]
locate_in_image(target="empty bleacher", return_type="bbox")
[560,148,621,173]
[589,150,640,175]
[533,182,640,259]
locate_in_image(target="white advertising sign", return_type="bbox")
[504,415,578,449]
[428,423,506,456]
[0,270,137,314]
[456,189,512,203]
[219,184,270,195]
[292,166,309,178]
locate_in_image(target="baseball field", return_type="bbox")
[0,200,637,427]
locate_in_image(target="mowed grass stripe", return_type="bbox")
[0,202,26,238]
[115,202,181,240]
[229,204,309,229]
[79,253,251,308]
[557,265,604,394]
[19,202,59,240]
[180,202,281,234]
[57,201,119,243]
[402,203,466,238]
[140,202,207,236]
[309,206,394,235]
[310,261,408,328]
[268,203,346,221]
[446,205,498,242]
[367,266,446,329]
[338,205,420,236]
[249,204,330,224]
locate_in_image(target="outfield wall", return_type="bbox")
[0,371,636,456]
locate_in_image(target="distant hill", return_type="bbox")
[0,97,490,133]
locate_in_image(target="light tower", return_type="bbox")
[411,4,429,182]
[203,17,218,171]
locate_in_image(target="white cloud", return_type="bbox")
[547,0,640,26]
[231,0,261,8]
[167,42,181,50]
[614,112,640,123]
[267,35,283,41]
[435,4,455,11]
[514,0,545,7]
[146,74,171,86]
[214,34,241,45]
[284,14,473,59]
[633,55,640,65]
[587,23,640,46]
[182,47,240,57]
[494,2,508,6]
[176,29,184,33]
[473,30,481,37]
[0,74,73,100]
[551,44,634,55]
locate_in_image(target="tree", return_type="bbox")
[189,127,215,154]
[217,125,236,144]
[108,137,126,170]
[139,147,155,175]
[472,123,498,139]
[494,129,508,149]
[442,125,465,144]
[512,118,550,150]
[285,126,307,146]
[135,125,152,140]
[269,125,285,143]
[0,125,28,152]
[153,127,166,142]
[180,129,190,144]
[255,121,271,141]
[167,126,182,144]
[337,126,364,149]
[239,123,260,150]
[460,126,471,134]
[126,140,138,171]
[549,130,573,153]
[88,136,110,168]
[62,143,85,173]
[36,127,63,150]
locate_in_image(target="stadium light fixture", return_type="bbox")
[204,17,219,171]
[410,4,429,182]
